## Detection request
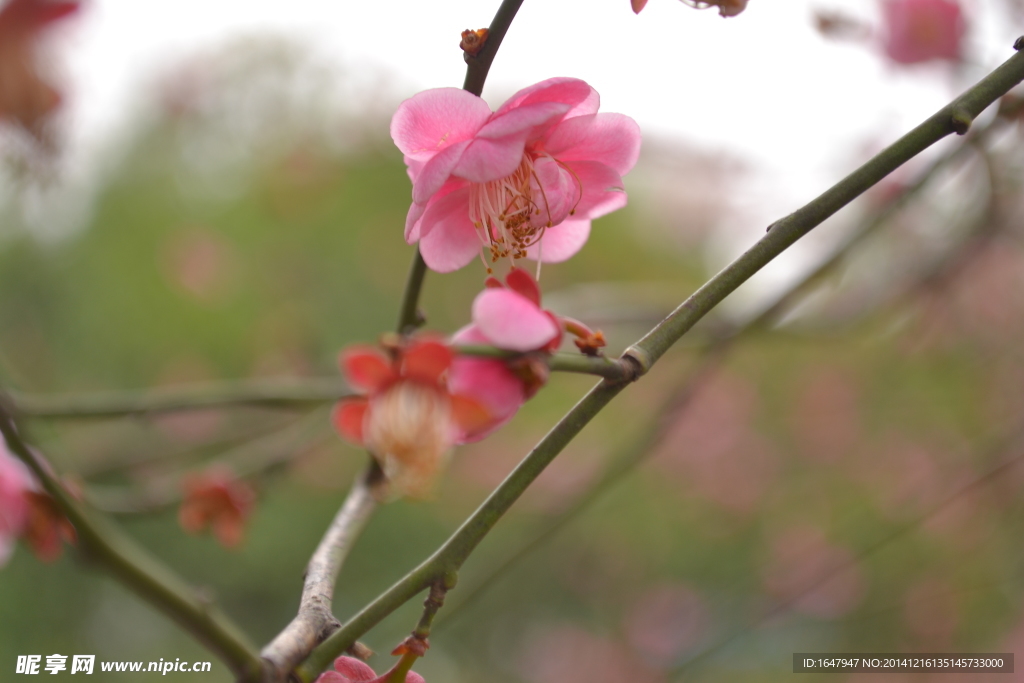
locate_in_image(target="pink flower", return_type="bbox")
[178,467,255,549]
[315,656,425,683]
[391,77,641,273]
[0,443,31,566]
[473,268,562,354]
[333,338,508,496]
[882,0,964,65]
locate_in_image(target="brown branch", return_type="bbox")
[261,463,383,682]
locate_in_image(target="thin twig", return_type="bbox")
[293,42,1024,682]
[261,462,383,683]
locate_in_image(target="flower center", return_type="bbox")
[366,382,452,497]
[468,155,541,265]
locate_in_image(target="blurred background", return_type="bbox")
[2,0,1024,681]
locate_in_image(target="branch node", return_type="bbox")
[621,346,652,381]
[950,108,973,135]
[1015,35,1023,51]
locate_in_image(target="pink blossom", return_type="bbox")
[315,656,425,683]
[178,467,255,549]
[391,78,641,273]
[333,338,513,496]
[882,0,964,65]
[0,443,31,566]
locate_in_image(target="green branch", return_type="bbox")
[0,396,264,682]
[293,41,1024,682]
[454,344,638,381]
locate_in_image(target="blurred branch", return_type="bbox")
[261,462,383,683]
[293,41,1024,682]
[671,417,1024,680]
[85,410,332,515]
[0,394,264,683]
[10,378,351,419]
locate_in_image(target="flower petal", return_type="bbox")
[415,185,471,242]
[544,113,642,176]
[332,399,369,446]
[390,87,493,161]
[525,218,592,263]
[562,160,628,219]
[402,339,453,384]
[412,139,471,205]
[632,0,649,13]
[451,135,528,185]
[477,101,572,141]
[472,288,560,352]
[505,268,541,306]
[340,348,394,393]
[449,356,525,442]
[495,78,598,120]
[419,200,482,273]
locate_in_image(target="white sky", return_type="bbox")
[20,0,1024,302]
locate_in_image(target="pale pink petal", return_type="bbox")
[562,160,628,219]
[472,288,560,352]
[448,329,526,443]
[405,201,427,243]
[525,218,592,263]
[390,88,493,161]
[415,185,472,243]
[544,113,642,176]
[528,155,576,228]
[495,78,597,119]
[412,139,471,205]
[477,101,572,141]
[419,204,482,273]
[404,673,427,683]
[451,135,527,184]
[883,0,964,64]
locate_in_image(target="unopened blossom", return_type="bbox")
[391,77,641,273]
[178,467,255,548]
[333,338,514,497]
[882,0,964,65]
[632,0,749,17]
[0,443,30,566]
[0,0,79,132]
[315,656,425,683]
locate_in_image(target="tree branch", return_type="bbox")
[293,41,1024,682]
[0,394,264,683]
[261,462,383,682]
[9,378,351,420]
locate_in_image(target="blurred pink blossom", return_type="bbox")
[519,624,661,683]
[0,443,31,566]
[333,338,518,496]
[790,367,861,462]
[882,0,965,65]
[391,77,640,272]
[623,584,711,666]
[761,525,866,619]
